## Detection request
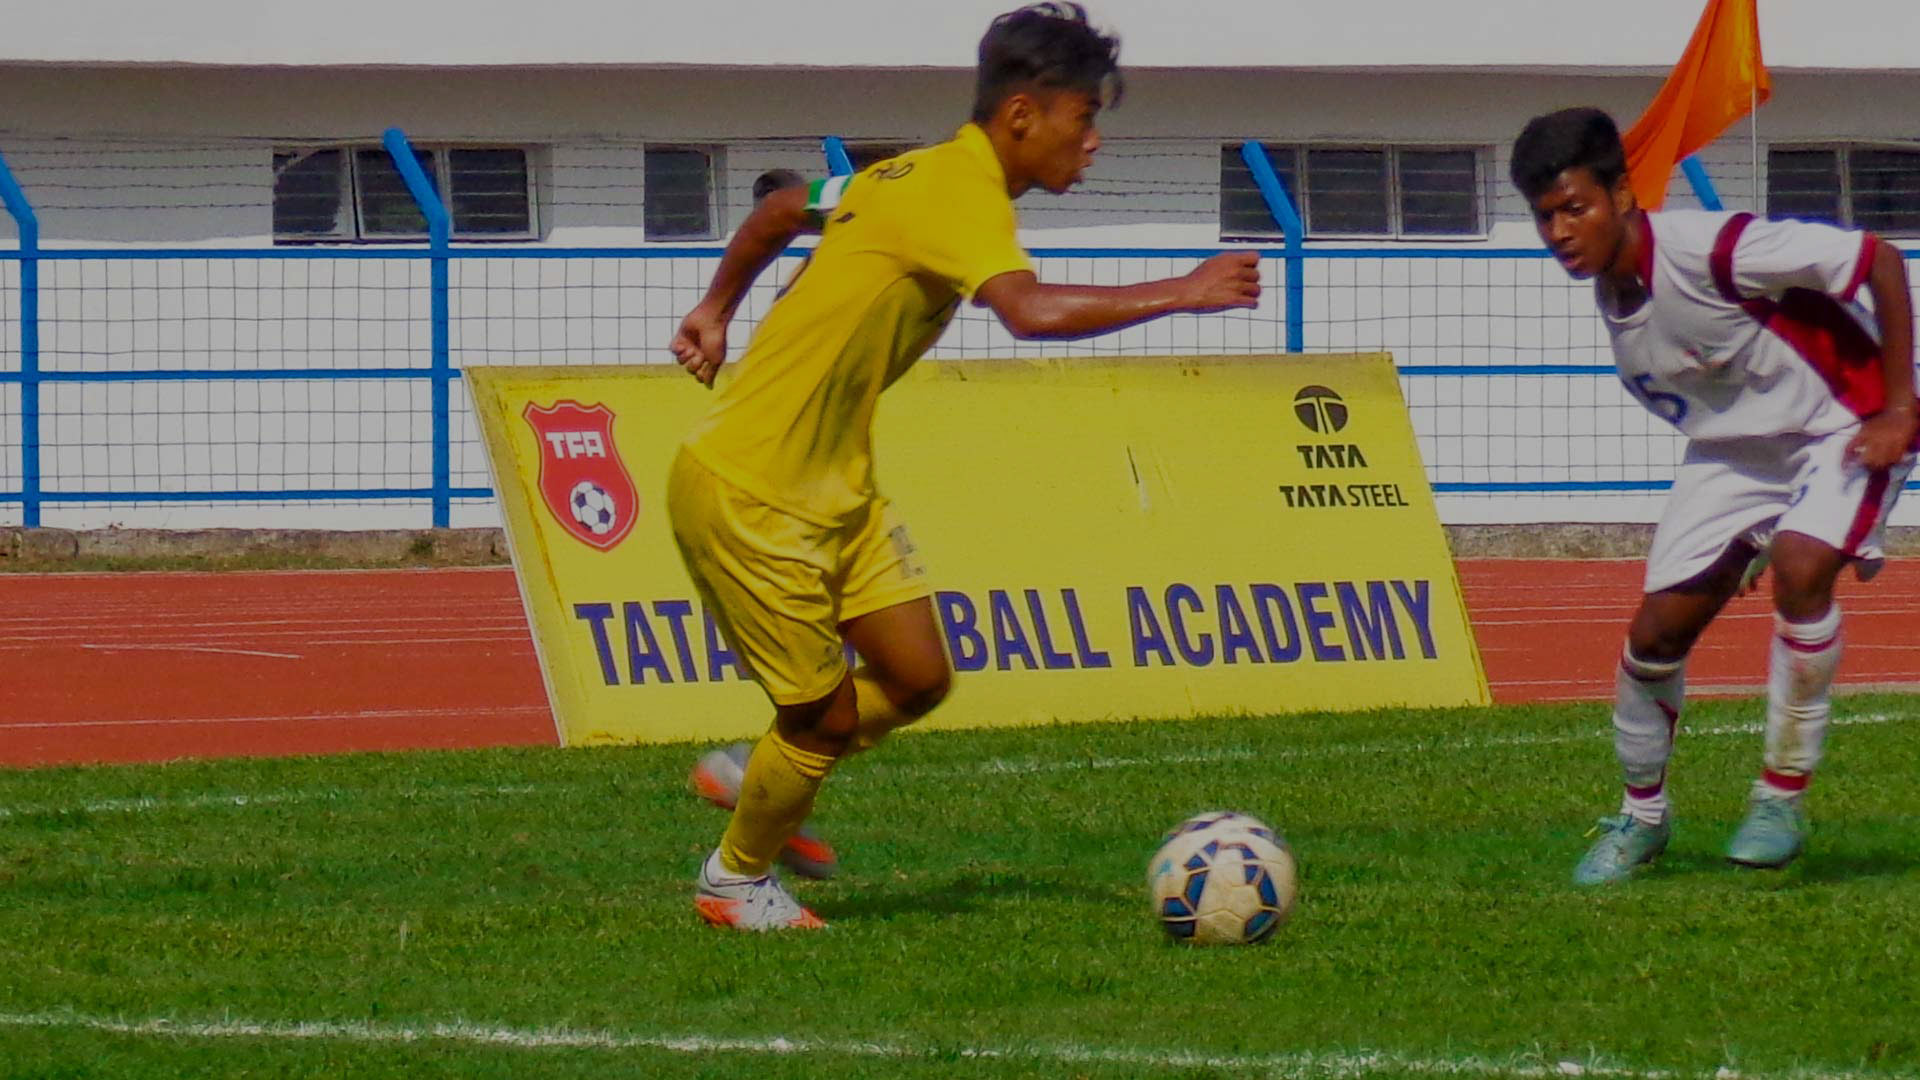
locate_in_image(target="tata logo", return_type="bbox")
[1293,386,1349,434]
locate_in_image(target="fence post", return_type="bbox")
[383,128,452,529]
[1239,141,1304,353]
[0,149,39,527]
[822,137,854,178]
[1680,156,1724,211]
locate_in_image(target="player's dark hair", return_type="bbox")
[971,3,1123,124]
[1509,107,1628,200]
[752,169,804,204]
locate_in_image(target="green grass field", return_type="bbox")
[4,695,1918,1079]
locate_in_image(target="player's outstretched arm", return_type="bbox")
[1848,240,1917,469]
[974,252,1260,341]
[670,185,819,386]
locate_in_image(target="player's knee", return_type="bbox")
[896,666,952,718]
[776,680,861,747]
[1770,565,1836,621]
[1624,623,1692,666]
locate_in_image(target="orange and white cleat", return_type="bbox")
[690,744,840,880]
[695,851,828,932]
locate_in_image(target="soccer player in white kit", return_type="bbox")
[1509,108,1917,884]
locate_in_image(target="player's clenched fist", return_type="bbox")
[670,302,730,387]
[1180,251,1261,314]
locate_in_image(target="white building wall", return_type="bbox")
[6,0,1917,71]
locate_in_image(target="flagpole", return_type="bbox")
[1751,82,1759,210]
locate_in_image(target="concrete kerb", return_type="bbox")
[0,524,1914,570]
[0,527,511,569]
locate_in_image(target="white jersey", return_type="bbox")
[1599,210,1884,442]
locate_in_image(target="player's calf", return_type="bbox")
[689,743,840,880]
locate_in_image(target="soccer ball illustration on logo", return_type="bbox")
[568,480,618,537]
[1148,811,1297,945]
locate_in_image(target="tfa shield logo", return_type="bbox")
[523,400,639,551]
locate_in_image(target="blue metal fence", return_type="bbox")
[0,138,1913,527]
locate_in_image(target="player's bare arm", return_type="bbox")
[1847,239,1917,469]
[973,252,1260,340]
[670,184,820,387]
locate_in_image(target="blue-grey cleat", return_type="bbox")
[1726,797,1805,869]
[1573,814,1671,885]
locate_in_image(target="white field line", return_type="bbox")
[0,1009,1880,1080]
[0,713,1903,821]
[959,713,1901,778]
[0,784,544,821]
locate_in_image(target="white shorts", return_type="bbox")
[1644,427,1915,593]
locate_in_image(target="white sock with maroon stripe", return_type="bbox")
[1758,604,1843,802]
[1614,647,1685,826]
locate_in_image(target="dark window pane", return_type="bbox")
[645,148,714,239]
[1768,149,1843,225]
[1399,149,1479,234]
[356,148,437,236]
[1306,148,1389,235]
[272,149,347,237]
[448,148,532,234]
[1219,143,1299,237]
[1848,148,1920,234]
[849,144,912,172]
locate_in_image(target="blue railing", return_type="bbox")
[0,137,1914,524]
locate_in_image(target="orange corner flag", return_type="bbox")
[1622,0,1770,210]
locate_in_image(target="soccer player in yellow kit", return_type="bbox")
[668,2,1262,930]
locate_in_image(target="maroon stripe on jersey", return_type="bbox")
[1763,290,1887,417]
[1708,212,1756,304]
[1842,467,1892,556]
[1626,782,1665,799]
[1762,769,1810,793]
[1709,213,1885,418]
[1841,231,1879,302]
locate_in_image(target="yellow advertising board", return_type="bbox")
[467,354,1488,746]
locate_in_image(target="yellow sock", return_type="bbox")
[718,730,835,877]
[848,670,917,755]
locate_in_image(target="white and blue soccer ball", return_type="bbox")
[1148,811,1297,945]
[568,479,618,536]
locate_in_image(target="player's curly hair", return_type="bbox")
[971,2,1123,124]
[1510,107,1629,200]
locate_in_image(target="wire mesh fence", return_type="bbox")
[0,128,1914,529]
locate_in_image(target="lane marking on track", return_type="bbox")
[80,643,304,660]
[0,1009,1873,1079]
[0,705,550,732]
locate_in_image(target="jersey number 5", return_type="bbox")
[1623,373,1689,425]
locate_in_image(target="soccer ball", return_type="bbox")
[1148,811,1297,945]
[568,480,618,535]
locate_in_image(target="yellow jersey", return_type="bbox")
[680,123,1032,525]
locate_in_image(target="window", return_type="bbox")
[847,143,914,172]
[644,147,718,240]
[1220,143,1484,239]
[272,145,537,242]
[1768,146,1920,234]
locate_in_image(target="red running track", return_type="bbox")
[2,560,1916,767]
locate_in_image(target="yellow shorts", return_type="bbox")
[666,448,931,706]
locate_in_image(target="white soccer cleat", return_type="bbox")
[694,851,827,932]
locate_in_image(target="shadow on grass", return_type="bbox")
[823,869,1121,922]
[1645,845,1912,884]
